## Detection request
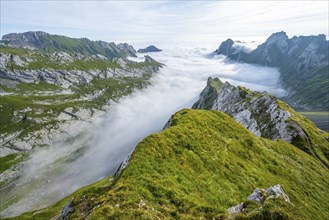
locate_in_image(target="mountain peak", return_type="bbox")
[214,38,234,55]
[265,31,288,45]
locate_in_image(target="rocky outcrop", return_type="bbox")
[214,31,329,110]
[192,77,223,110]
[61,200,74,220]
[0,51,157,87]
[0,45,162,158]
[137,45,162,53]
[113,151,133,178]
[194,79,308,143]
[0,106,105,157]
[194,79,329,169]
[228,184,290,216]
[1,31,137,58]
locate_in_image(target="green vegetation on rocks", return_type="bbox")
[194,79,329,168]
[1,31,136,58]
[192,77,223,110]
[14,109,329,219]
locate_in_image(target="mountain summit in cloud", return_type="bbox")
[215,31,329,110]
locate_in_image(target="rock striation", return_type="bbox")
[193,78,305,142]
[0,51,157,87]
[193,78,329,169]
[0,43,162,158]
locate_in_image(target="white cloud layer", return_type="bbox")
[1,1,328,45]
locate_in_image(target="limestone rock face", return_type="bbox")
[194,80,307,143]
[0,51,156,87]
[192,77,223,110]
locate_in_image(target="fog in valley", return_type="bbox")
[1,44,286,217]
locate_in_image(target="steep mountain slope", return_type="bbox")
[0,41,162,189]
[214,32,329,110]
[192,77,223,110]
[13,109,329,219]
[0,31,136,58]
[193,78,329,169]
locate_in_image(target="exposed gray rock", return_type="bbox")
[227,202,243,215]
[194,80,307,144]
[228,184,290,216]
[192,77,223,110]
[0,106,105,157]
[0,51,157,87]
[266,184,290,203]
[247,188,265,204]
[61,200,74,220]
[113,150,133,178]
[215,31,329,110]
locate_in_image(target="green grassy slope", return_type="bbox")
[13,109,329,219]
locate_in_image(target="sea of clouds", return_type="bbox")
[1,44,286,217]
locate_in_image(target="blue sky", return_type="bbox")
[1,1,328,46]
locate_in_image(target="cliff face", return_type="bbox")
[215,32,329,110]
[0,51,158,87]
[192,77,223,110]
[211,82,297,142]
[0,45,162,158]
[193,78,329,168]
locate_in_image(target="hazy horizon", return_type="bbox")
[1,1,328,47]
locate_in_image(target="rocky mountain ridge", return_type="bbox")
[0,48,159,87]
[214,31,329,110]
[193,77,329,169]
[10,109,329,219]
[1,31,136,58]
[0,40,162,189]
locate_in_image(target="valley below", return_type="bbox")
[1,1,328,219]
[0,44,291,217]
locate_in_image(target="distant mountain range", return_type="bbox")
[0,31,136,58]
[214,31,329,110]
